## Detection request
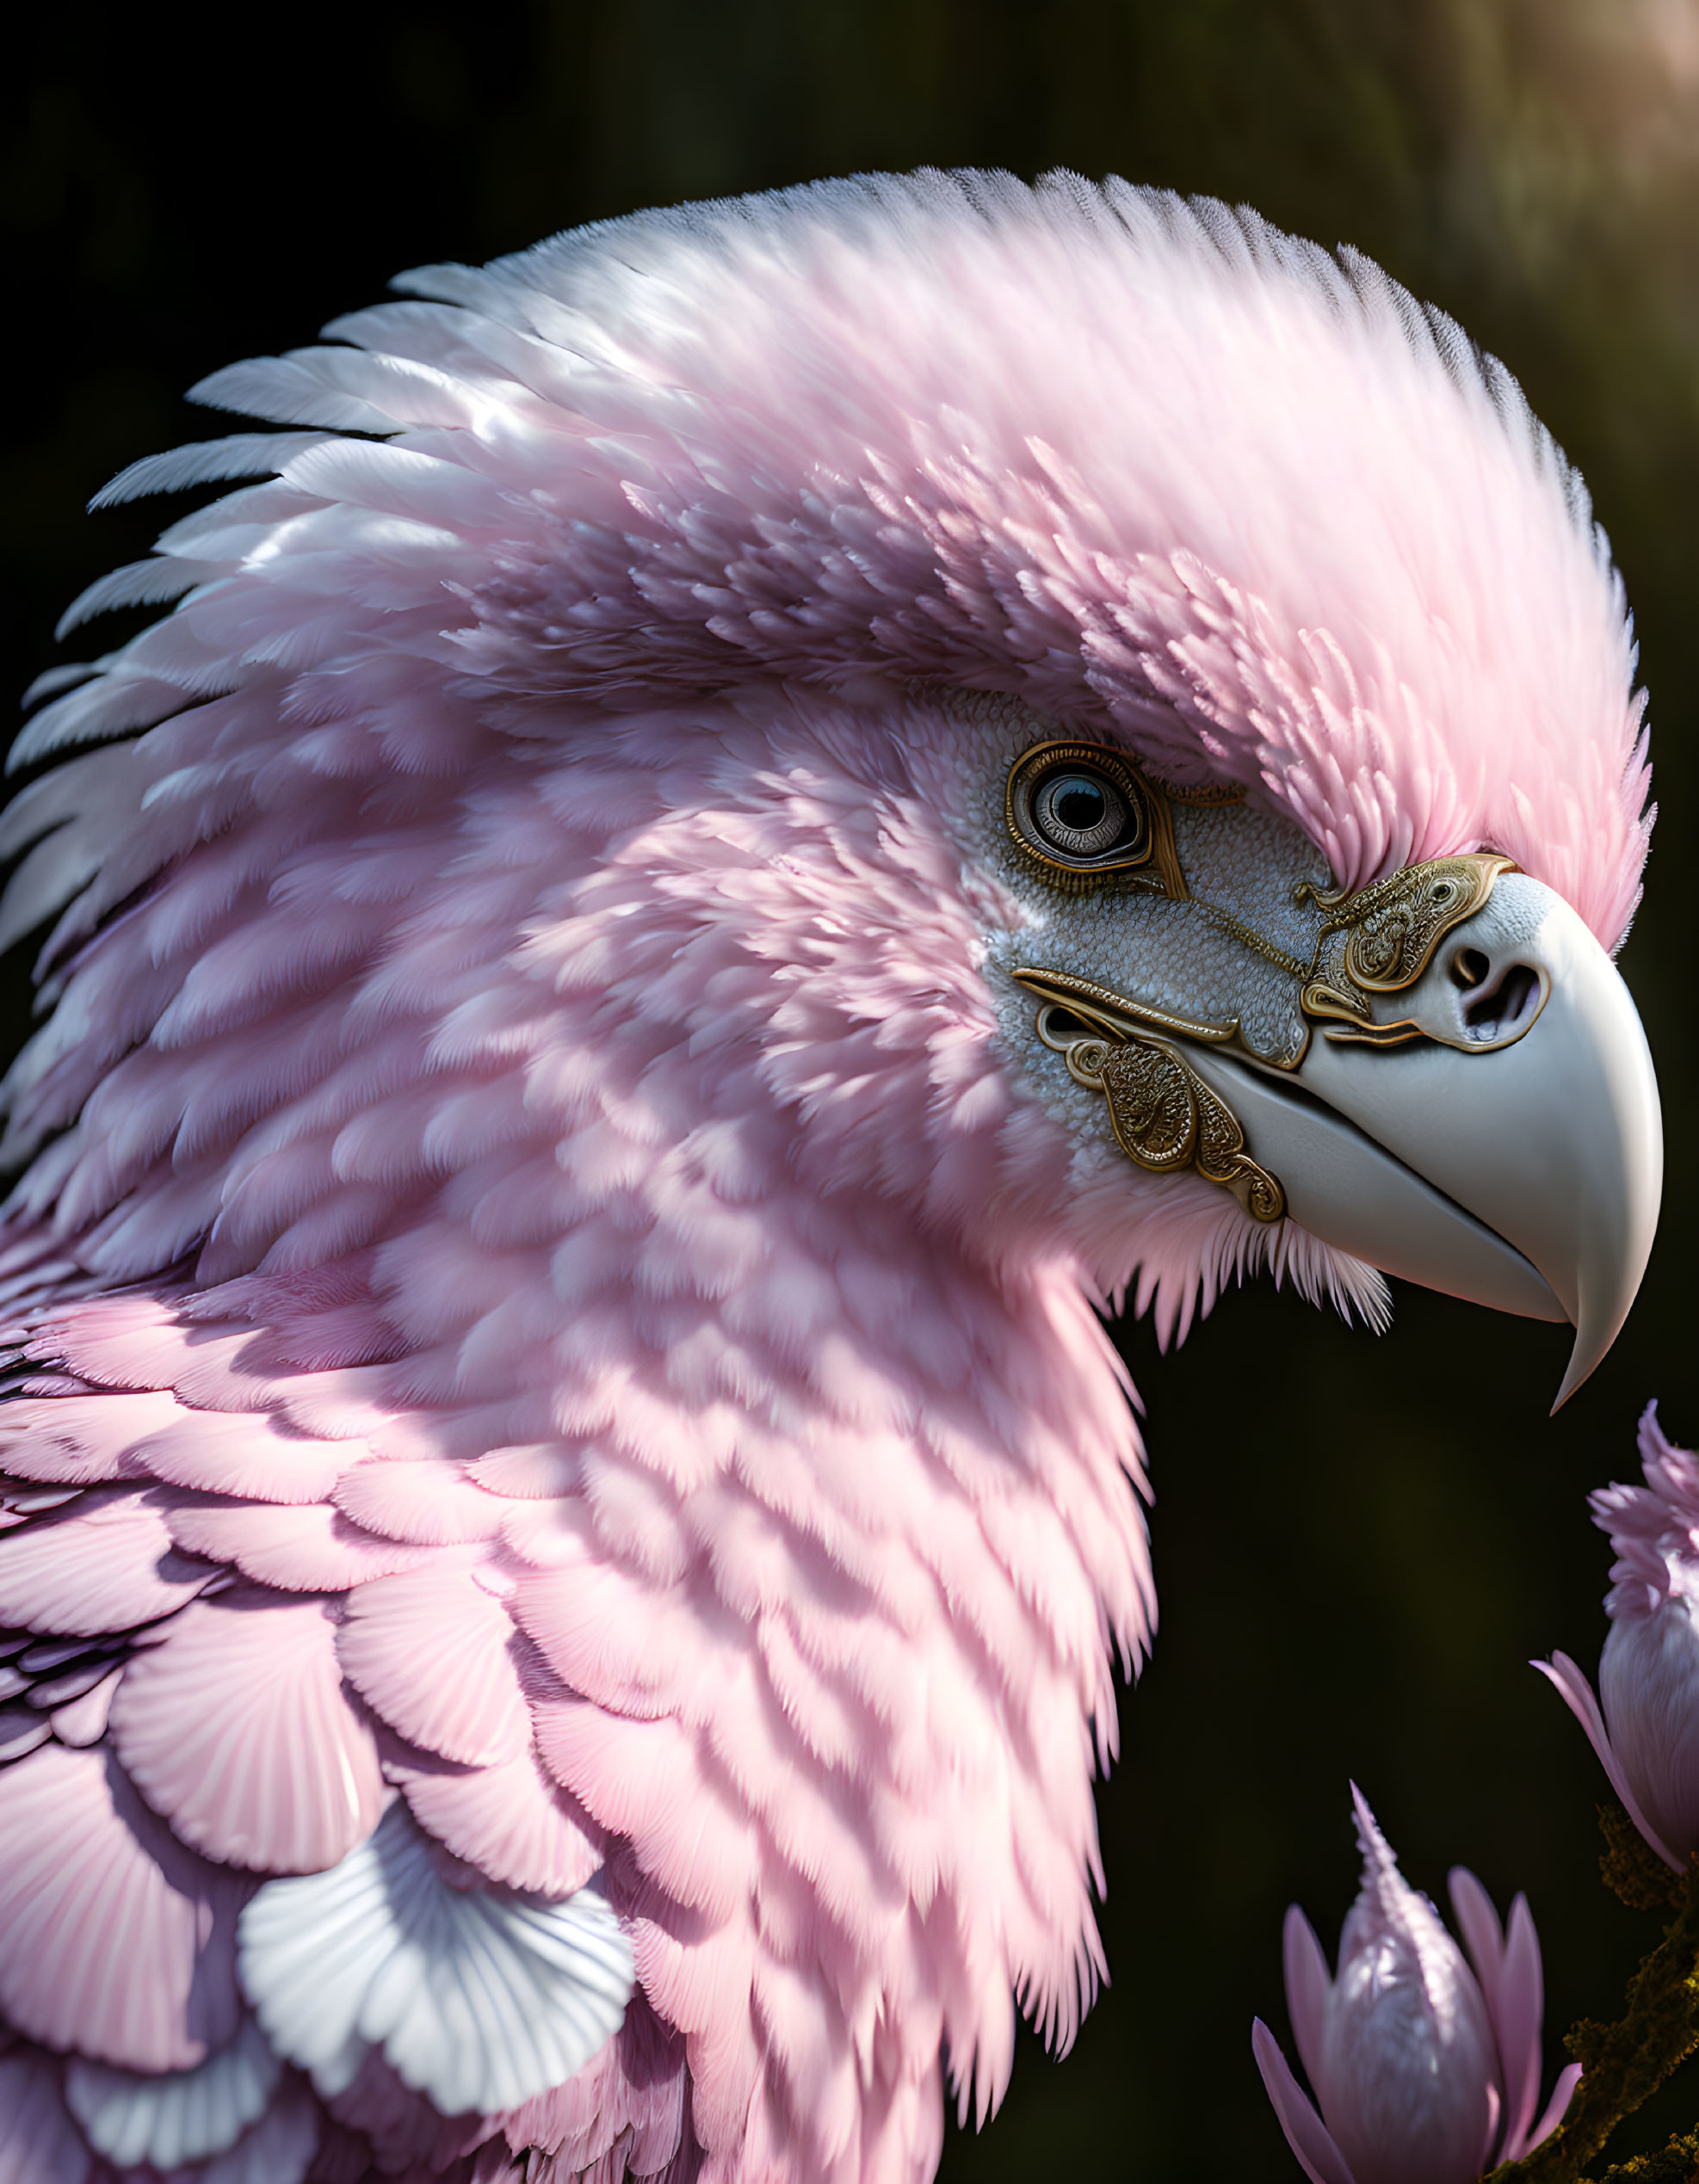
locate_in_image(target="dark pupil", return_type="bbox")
[1053,784,1106,830]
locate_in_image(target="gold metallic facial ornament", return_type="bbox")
[1031,996,1286,1224]
[1299,853,1520,1047]
[1013,964,1240,1052]
[1003,748,1512,1046]
[1010,845,1522,1220]
[1004,737,1525,1210]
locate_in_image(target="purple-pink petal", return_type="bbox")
[1252,2019,1358,2184]
[1528,2062,1583,2153]
[1535,1651,1684,1871]
[1444,1866,1504,2016]
[1447,1866,1551,2164]
[1480,2082,1504,2175]
[1282,1905,1332,2101]
[1492,1896,1546,2162]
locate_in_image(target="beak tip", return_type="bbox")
[1551,1319,1613,1414]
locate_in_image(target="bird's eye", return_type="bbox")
[1005,743,1153,885]
[1032,772,1126,855]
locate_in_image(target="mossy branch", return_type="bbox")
[1599,1807,1689,1917]
[1485,1817,1699,2184]
[1596,2131,1699,2183]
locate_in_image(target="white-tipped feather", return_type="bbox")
[190,355,404,434]
[237,1802,633,2117]
[18,660,109,711]
[56,559,224,640]
[89,435,337,510]
[65,2017,281,2169]
[195,346,494,432]
[196,2083,318,2184]
[9,667,219,774]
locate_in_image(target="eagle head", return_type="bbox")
[0,174,1659,2184]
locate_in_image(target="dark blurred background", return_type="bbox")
[5,3,1698,2177]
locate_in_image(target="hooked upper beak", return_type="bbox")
[1179,873,1661,1407]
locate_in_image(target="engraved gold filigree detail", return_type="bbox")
[1298,852,1517,1045]
[1027,991,1285,1223]
[1189,901,1312,981]
[1012,965,1239,1049]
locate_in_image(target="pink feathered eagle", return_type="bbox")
[0,172,1662,2184]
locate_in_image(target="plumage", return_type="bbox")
[0,2049,93,2184]
[65,2014,283,2169]
[335,1563,533,1766]
[0,1490,215,1632]
[237,1803,634,2115]
[390,1744,603,1897]
[188,2082,321,2184]
[0,170,1656,2183]
[0,1743,245,2070]
[107,1585,386,1871]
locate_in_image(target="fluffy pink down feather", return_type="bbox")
[0,170,1650,2184]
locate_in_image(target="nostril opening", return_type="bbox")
[1450,947,1491,990]
[1463,961,1541,1041]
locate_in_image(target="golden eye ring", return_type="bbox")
[1004,742,1155,889]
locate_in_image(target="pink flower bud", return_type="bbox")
[1253,1789,1579,2184]
[1539,1401,1699,1870]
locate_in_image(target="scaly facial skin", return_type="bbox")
[967,701,1663,1404]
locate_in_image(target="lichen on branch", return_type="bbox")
[1487,1818,1699,2183]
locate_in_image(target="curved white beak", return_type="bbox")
[1182,874,1661,1407]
